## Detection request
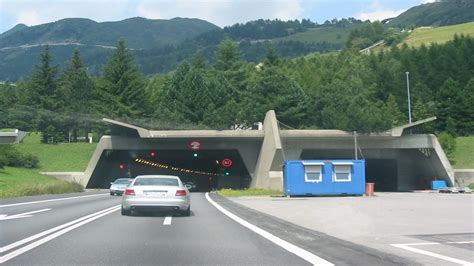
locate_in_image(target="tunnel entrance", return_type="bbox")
[365,159,398,192]
[87,149,251,191]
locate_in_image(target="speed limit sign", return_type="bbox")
[221,158,233,168]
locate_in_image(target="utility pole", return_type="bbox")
[406,71,412,124]
[353,131,358,160]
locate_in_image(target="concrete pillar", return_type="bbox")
[251,110,284,191]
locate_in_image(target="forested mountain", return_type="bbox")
[385,0,474,28]
[1,34,473,144]
[0,17,219,49]
[0,17,362,81]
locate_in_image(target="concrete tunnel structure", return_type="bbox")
[78,110,455,192]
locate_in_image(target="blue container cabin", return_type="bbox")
[283,160,366,196]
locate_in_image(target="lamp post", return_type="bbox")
[406,71,412,124]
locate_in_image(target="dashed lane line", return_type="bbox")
[163,216,172,225]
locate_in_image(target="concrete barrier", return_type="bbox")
[454,169,474,187]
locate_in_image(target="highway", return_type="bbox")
[0,192,412,265]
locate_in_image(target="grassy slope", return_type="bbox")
[15,133,96,171]
[402,22,474,47]
[452,136,474,169]
[0,133,96,197]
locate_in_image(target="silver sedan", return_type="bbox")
[121,175,191,216]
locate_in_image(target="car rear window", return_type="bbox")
[134,178,179,186]
[114,179,131,184]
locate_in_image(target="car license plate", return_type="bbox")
[145,191,166,197]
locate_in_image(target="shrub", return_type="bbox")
[0,145,39,168]
[438,132,456,162]
[13,181,84,197]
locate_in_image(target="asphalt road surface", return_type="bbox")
[0,192,413,265]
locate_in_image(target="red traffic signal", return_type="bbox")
[150,151,156,157]
[119,164,125,170]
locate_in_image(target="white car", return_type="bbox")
[121,175,191,216]
[109,178,133,196]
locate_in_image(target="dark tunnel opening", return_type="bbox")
[87,149,251,191]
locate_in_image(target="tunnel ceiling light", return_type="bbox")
[135,158,221,176]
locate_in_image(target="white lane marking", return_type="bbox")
[0,193,109,208]
[163,216,172,225]
[393,242,440,246]
[0,205,120,264]
[0,205,120,254]
[391,244,474,265]
[0,208,51,221]
[447,241,474,244]
[205,193,333,266]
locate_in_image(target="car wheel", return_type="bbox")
[182,206,190,216]
[110,192,114,196]
[121,206,130,216]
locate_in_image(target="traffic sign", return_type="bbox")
[188,140,201,151]
[221,158,233,168]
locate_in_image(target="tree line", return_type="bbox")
[1,34,473,143]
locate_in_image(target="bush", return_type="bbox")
[0,153,7,168]
[438,132,456,161]
[0,145,40,168]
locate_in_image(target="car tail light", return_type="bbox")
[175,189,187,196]
[124,188,135,196]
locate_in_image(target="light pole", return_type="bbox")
[405,71,412,124]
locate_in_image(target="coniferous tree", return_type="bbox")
[61,49,95,141]
[385,94,405,127]
[26,46,68,143]
[100,40,147,118]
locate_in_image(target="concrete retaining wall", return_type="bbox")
[41,172,85,185]
[454,169,474,187]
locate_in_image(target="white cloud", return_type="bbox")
[1,0,131,28]
[356,9,405,22]
[136,0,303,27]
[16,11,43,26]
[355,0,405,22]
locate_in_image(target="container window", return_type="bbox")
[334,165,352,182]
[305,165,322,183]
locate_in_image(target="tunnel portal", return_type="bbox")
[87,149,251,191]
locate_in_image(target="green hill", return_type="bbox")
[402,22,474,47]
[453,136,474,169]
[386,0,474,28]
[273,26,352,48]
[0,17,220,50]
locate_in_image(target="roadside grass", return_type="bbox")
[218,188,282,197]
[16,132,96,171]
[402,22,474,48]
[0,133,94,198]
[452,136,474,169]
[468,184,474,190]
[0,167,83,198]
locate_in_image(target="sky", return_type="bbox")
[0,0,436,34]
